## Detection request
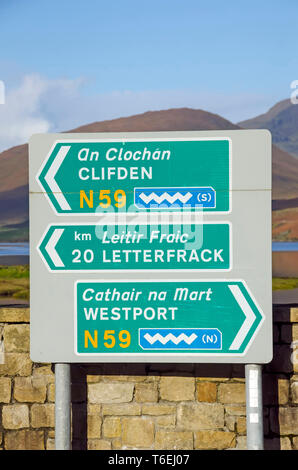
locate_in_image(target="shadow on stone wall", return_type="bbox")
[262,305,296,450]
[70,362,246,450]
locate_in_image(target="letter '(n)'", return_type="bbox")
[80,190,93,208]
[84,330,98,348]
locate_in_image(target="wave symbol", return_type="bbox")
[143,332,198,345]
[138,191,192,205]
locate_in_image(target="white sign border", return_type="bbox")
[73,278,265,359]
[37,220,233,273]
[36,137,232,216]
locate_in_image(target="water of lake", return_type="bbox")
[272,242,298,252]
[0,242,29,256]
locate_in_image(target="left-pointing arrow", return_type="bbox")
[44,228,65,268]
[43,145,71,211]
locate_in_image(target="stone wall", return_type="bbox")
[0,305,297,450]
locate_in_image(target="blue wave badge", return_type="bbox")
[134,187,216,209]
[139,328,222,350]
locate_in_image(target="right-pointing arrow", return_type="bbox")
[228,284,256,350]
[44,228,65,268]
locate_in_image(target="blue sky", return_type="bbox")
[0,0,296,150]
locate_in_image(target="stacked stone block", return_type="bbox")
[0,306,297,450]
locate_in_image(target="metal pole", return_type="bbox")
[55,363,71,450]
[245,364,264,450]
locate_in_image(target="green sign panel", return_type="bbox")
[37,138,230,214]
[38,222,231,272]
[75,280,264,356]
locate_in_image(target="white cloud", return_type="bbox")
[0,73,278,152]
[0,74,83,151]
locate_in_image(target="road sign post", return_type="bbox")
[55,363,71,450]
[29,130,272,449]
[245,364,264,450]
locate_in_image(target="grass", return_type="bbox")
[272,277,298,291]
[0,265,29,279]
[0,226,29,242]
[0,266,296,300]
[0,265,29,300]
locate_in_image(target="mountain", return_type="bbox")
[1,106,298,241]
[0,143,28,193]
[0,107,239,231]
[0,108,239,199]
[239,98,298,158]
[272,145,298,199]
[70,108,240,133]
